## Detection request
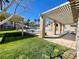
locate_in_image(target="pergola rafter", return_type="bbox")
[41,1,78,24]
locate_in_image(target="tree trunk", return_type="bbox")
[22,25,24,37]
[0,0,2,10]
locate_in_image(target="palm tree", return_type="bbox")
[34,19,37,24]
[34,19,40,29]
[27,19,30,27]
[24,19,30,29]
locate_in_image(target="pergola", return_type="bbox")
[40,1,78,38]
[40,0,79,58]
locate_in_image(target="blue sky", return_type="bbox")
[7,0,67,21]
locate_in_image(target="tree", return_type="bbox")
[34,19,40,29]
[4,0,9,3]
[34,19,37,22]
[26,19,30,27]
[0,0,33,25]
[0,0,11,10]
[30,21,35,28]
[0,0,33,36]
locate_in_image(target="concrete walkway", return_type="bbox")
[44,33,76,49]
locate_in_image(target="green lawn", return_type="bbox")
[0,30,19,34]
[0,37,66,59]
[0,30,75,59]
[0,37,2,41]
[0,30,19,43]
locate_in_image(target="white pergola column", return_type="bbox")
[58,23,61,34]
[61,24,64,33]
[52,21,56,35]
[51,23,53,31]
[50,21,53,31]
[40,16,45,38]
[77,15,79,59]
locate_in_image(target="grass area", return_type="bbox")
[0,30,19,38]
[0,30,19,34]
[0,30,20,43]
[0,37,2,41]
[0,37,69,59]
[0,30,75,59]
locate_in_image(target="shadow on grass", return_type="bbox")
[0,32,37,44]
[0,34,5,37]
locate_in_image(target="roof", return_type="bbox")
[42,1,78,24]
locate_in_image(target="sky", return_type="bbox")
[7,0,67,22]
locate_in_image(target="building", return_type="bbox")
[0,12,24,30]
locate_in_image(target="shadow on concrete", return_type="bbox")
[62,33,76,41]
[44,32,76,41]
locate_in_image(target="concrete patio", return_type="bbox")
[44,33,76,49]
